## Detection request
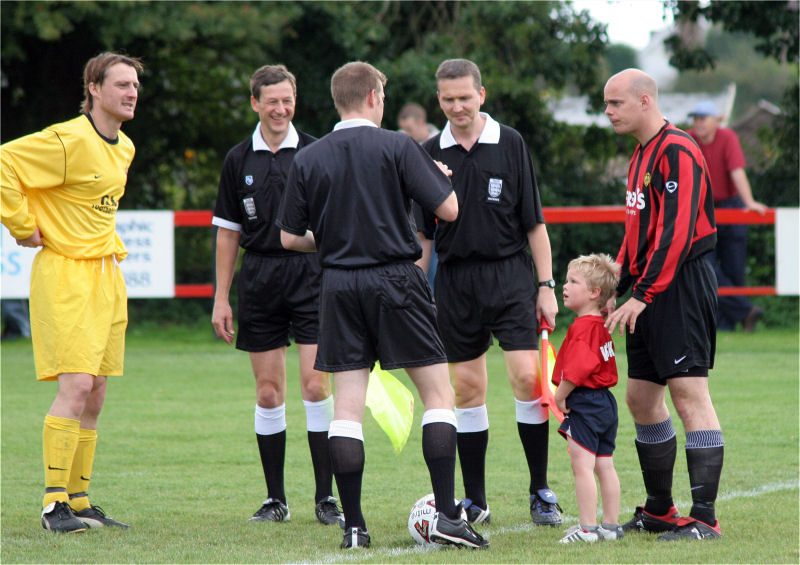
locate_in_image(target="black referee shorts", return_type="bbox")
[434,251,539,363]
[236,252,321,352]
[626,255,717,382]
[558,387,618,457]
[315,262,447,373]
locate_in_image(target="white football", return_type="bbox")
[408,493,466,546]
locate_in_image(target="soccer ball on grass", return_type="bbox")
[408,493,467,546]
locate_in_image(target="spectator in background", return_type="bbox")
[688,100,767,332]
[1,299,31,340]
[397,102,440,143]
[398,102,440,290]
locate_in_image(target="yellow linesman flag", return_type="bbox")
[366,363,414,454]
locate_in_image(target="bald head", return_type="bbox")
[607,68,658,101]
[604,68,664,144]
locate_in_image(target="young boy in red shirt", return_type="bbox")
[553,254,622,543]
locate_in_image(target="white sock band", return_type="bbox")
[254,404,286,435]
[455,405,489,433]
[328,419,363,441]
[304,395,334,432]
[420,408,457,429]
[515,397,548,425]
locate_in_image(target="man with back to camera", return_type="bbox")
[211,64,343,527]
[604,69,724,540]
[1,51,142,532]
[420,58,562,527]
[688,99,767,332]
[278,61,488,550]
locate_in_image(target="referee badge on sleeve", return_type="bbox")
[487,177,503,203]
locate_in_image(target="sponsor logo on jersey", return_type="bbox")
[599,340,615,362]
[665,180,678,193]
[626,186,646,211]
[92,194,118,214]
[245,175,254,186]
[487,177,502,202]
[243,197,257,220]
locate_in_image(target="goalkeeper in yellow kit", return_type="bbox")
[1,52,142,533]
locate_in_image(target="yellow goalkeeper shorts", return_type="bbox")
[30,248,128,381]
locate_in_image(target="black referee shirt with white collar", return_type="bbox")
[422,113,545,264]
[212,122,316,256]
[277,119,453,269]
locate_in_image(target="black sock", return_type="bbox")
[422,422,457,519]
[329,436,366,530]
[518,421,550,493]
[256,431,286,503]
[308,431,333,502]
[457,430,488,509]
[687,446,724,525]
[636,437,676,516]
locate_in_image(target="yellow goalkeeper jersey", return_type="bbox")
[1,114,135,260]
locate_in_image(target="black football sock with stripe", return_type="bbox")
[457,430,488,509]
[686,430,724,525]
[329,436,366,530]
[308,431,333,502]
[636,436,677,516]
[518,421,550,492]
[256,431,286,503]
[422,422,458,519]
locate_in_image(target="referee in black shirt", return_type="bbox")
[211,65,343,527]
[421,59,562,527]
[278,61,488,550]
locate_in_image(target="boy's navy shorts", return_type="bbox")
[558,387,618,457]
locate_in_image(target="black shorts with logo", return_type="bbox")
[626,255,717,382]
[558,387,618,457]
[236,251,321,352]
[315,262,447,372]
[434,251,539,363]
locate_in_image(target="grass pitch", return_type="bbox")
[1,322,798,563]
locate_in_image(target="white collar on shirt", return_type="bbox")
[439,112,500,149]
[252,122,299,152]
[333,118,379,131]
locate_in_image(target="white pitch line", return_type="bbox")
[309,479,798,563]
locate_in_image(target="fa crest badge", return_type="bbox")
[245,175,254,186]
[243,197,257,219]
[487,178,502,202]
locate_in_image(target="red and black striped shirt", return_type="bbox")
[617,122,716,303]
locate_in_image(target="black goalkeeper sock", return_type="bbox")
[518,421,550,492]
[422,421,457,519]
[457,430,488,509]
[329,436,366,530]
[256,431,286,503]
[308,430,333,502]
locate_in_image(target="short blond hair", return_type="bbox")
[567,253,621,307]
[330,61,387,114]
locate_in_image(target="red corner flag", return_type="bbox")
[539,318,565,422]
